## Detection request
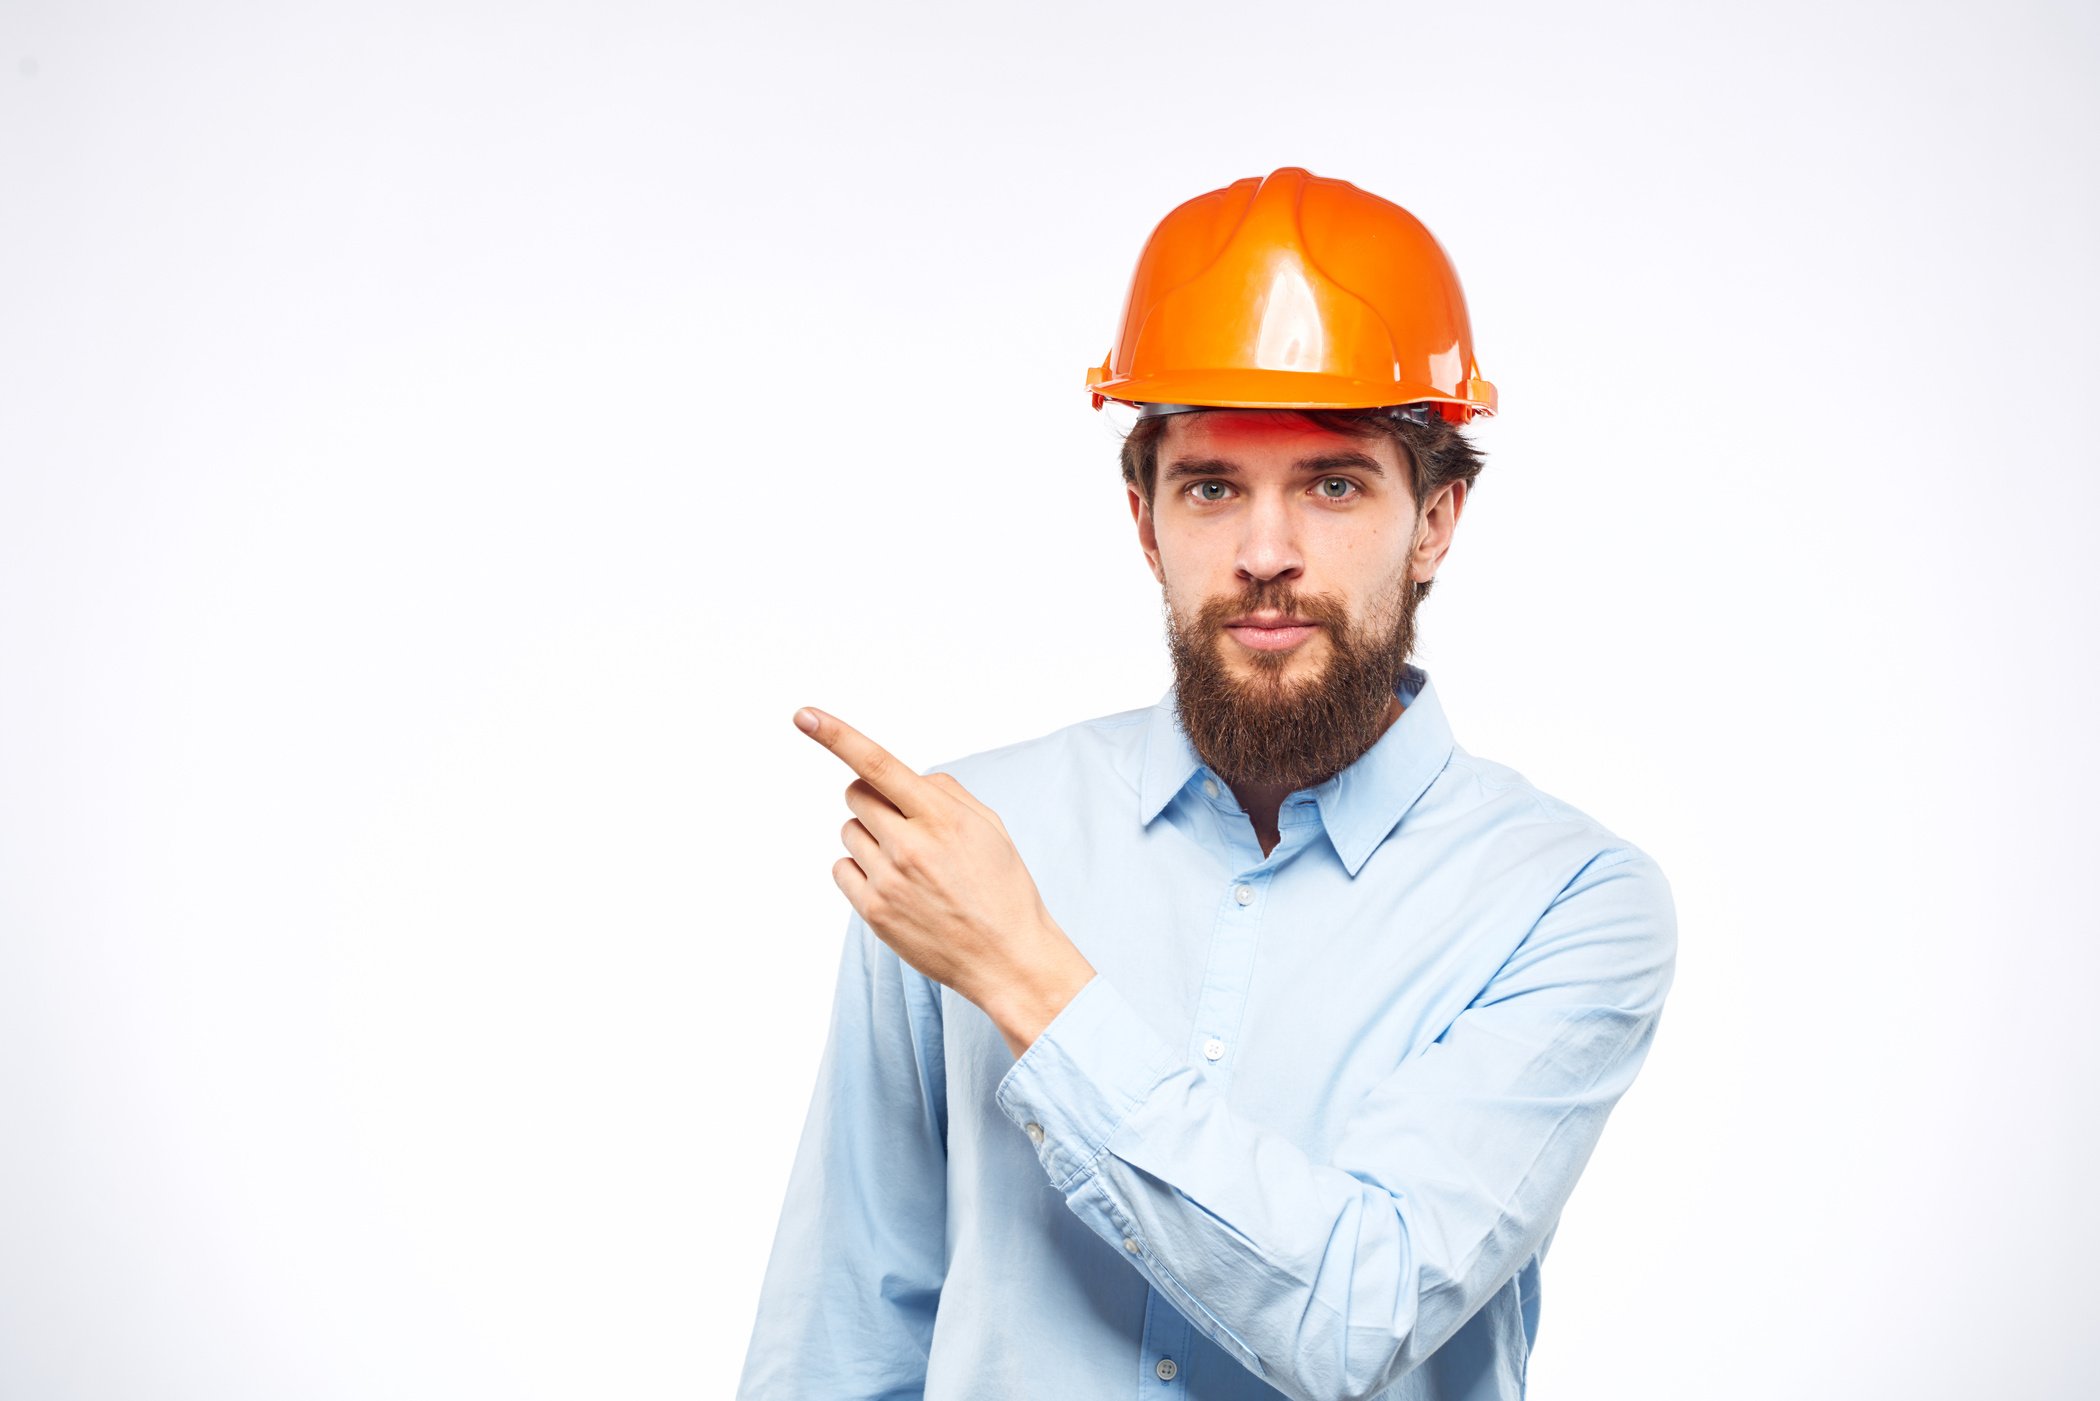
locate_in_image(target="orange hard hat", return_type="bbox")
[1086,166,1497,424]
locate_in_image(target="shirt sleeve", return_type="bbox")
[737,910,950,1401]
[993,846,1677,1401]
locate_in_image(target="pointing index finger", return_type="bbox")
[795,707,934,819]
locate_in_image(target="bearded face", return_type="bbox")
[1131,408,1454,798]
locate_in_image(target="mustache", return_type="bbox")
[1196,593,1347,630]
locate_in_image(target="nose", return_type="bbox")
[1235,492,1305,587]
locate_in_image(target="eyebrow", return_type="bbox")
[1160,451,1389,484]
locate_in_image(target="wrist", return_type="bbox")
[985,934,1097,1060]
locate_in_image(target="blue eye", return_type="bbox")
[1181,478,1362,505]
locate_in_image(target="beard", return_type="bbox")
[1163,565,1422,794]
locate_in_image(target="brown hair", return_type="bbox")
[1118,408,1487,602]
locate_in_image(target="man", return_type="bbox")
[736,167,1676,1401]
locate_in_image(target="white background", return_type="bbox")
[3,1,2095,1396]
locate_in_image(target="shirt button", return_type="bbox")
[1123,1236,1141,1253]
[1202,778,1219,799]
[1024,1122,1044,1144]
[1233,883,1255,905]
[1156,1358,1179,1380]
[1203,1038,1225,1061]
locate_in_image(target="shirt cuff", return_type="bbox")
[994,973,1182,1190]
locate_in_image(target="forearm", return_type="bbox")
[995,972,1658,1401]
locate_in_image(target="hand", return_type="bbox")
[794,706,1097,1057]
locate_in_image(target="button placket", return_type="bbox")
[1188,871,1267,1092]
[1137,1273,1191,1396]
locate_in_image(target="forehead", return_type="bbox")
[1161,410,1401,472]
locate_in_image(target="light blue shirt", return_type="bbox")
[737,664,1676,1401]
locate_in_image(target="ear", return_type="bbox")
[1128,483,1166,586]
[1408,479,1467,585]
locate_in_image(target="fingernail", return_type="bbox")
[794,708,819,734]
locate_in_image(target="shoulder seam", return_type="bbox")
[929,704,1153,773]
[1442,749,1650,857]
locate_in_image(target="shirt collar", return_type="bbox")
[1138,663,1456,877]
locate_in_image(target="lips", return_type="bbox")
[1225,619,1319,651]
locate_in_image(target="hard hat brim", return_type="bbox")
[1088,368,1496,418]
